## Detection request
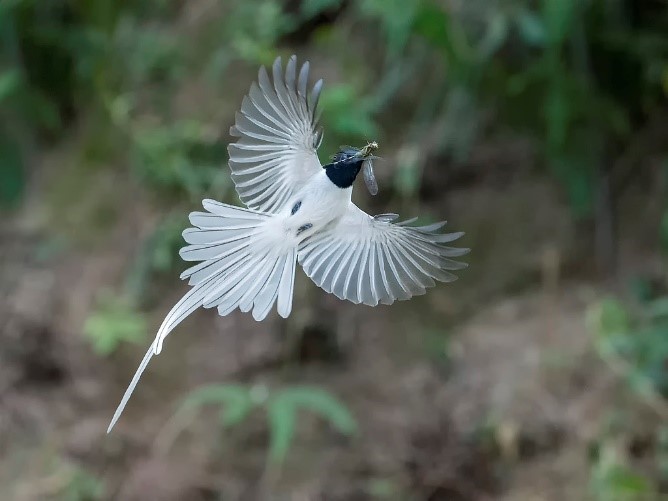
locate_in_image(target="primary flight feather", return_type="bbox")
[107,55,469,432]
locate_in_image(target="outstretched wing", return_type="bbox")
[228,55,324,214]
[298,204,469,306]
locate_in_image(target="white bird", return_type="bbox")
[107,55,468,432]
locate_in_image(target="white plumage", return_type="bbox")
[107,55,468,433]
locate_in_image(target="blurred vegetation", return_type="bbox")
[83,291,147,356]
[1,0,665,250]
[589,296,668,400]
[177,383,356,465]
[1,1,665,198]
[1,0,668,497]
[586,295,668,497]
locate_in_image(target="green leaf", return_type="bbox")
[182,384,255,428]
[83,293,147,356]
[267,394,297,463]
[277,386,357,435]
[266,386,356,463]
[220,395,255,428]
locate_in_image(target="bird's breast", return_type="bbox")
[279,173,352,239]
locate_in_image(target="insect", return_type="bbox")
[107,56,468,432]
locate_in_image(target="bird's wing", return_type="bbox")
[298,204,469,306]
[228,55,324,213]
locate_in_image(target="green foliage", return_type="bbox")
[0,1,96,205]
[183,384,255,429]
[0,0,229,209]
[503,0,665,216]
[114,19,184,87]
[356,0,666,216]
[268,386,357,462]
[360,0,421,58]
[83,291,147,356]
[130,119,226,199]
[1,0,666,222]
[300,0,343,20]
[588,296,668,397]
[0,69,21,103]
[587,298,630,343]
[64,465,105,501]
[590,442,653,500]
[542,0,578,46]
[179,383,357,465]
[124,212,190,303]
[204,0,296,73]
[235,1,295,64]
[586,283,668,495]
[318,84,379,158]
[36,456,105,501]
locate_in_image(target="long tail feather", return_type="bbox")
[107,343,154,433]
[107,200,297,433]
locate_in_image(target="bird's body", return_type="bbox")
[107,55,468,432]
[279,169,353,239]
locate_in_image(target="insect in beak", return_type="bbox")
[362,159,378,196]
[358,140,379,159]
[358,141,379,196]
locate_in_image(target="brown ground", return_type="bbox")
[3,150,664,501]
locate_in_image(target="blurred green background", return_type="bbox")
[1,0,668,499]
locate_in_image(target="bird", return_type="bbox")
[107,55,469,433]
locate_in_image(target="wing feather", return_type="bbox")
[298,204,468,306]
[229,55,323,214]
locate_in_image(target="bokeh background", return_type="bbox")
[1,0,668,499]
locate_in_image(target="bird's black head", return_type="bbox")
[324,142,379,193]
